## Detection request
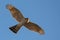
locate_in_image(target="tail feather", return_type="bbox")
[9,25,18,33]
[9,24,23,33]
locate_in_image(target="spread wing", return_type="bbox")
[24,22,44,34]
[6,4,25,22]
[6,4,26,33]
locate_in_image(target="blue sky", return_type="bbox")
[0,0,60,40]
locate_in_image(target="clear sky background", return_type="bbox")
[0,0,60,40]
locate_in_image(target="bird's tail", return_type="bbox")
[9,24,23,33]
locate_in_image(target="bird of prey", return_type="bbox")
[6,4,45,34]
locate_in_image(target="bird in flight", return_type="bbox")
[6,4,45,35]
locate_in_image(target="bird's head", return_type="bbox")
[25,18,30,23]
